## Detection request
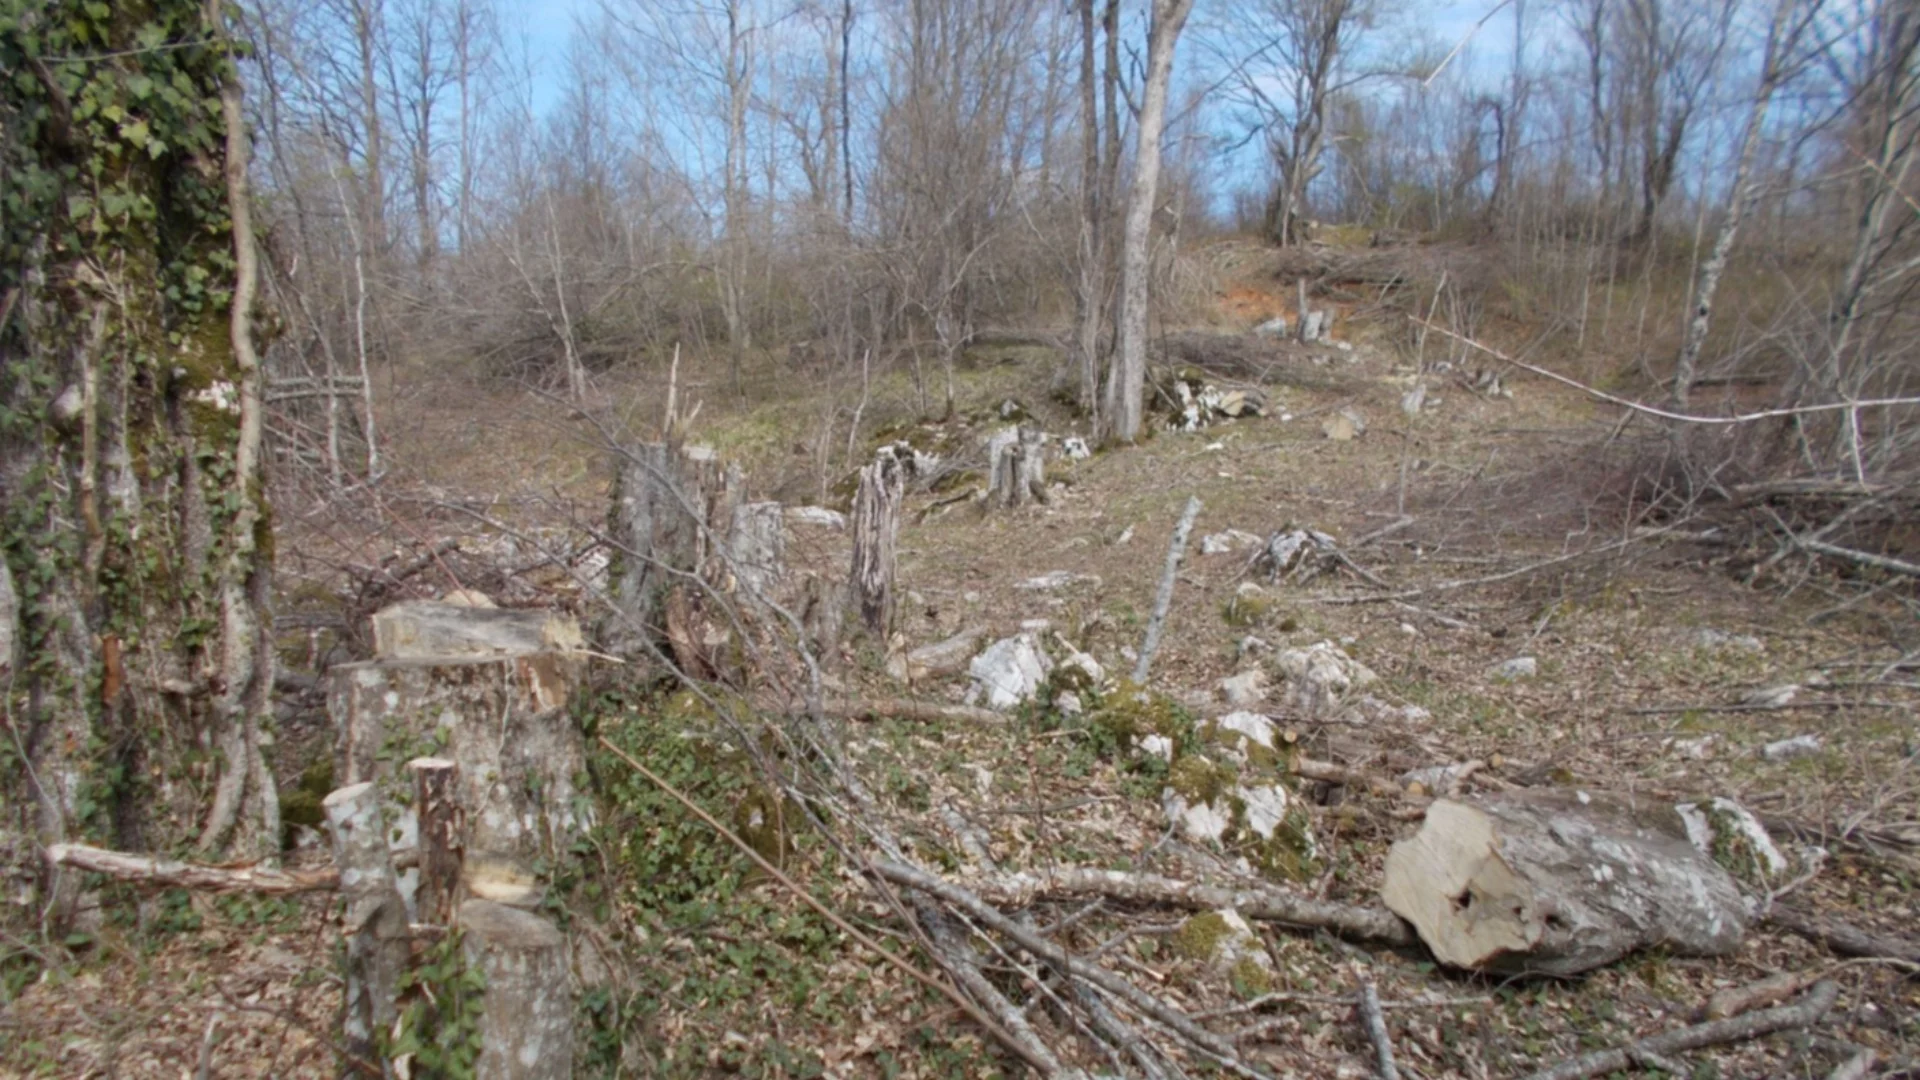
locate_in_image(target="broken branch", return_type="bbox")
[47,843,340,894]
[1514,980,1838,1080]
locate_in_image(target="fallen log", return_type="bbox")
[46,842,340,894]
[1515,980,1838,1080]
[1381,791,1747,974]
[923,865,1415,947]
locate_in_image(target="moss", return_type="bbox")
[1088,679,1190,753]
[1221,592,1272,628]
[1174,911,1235,961]
[278,758,335,849]
[1247,801,1322,884]
[1228,955,1276,997]
[1167,755,1237,806]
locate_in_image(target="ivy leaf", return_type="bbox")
[120,119,151,150]
[126,74,153,100]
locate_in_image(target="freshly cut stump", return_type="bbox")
[1381,791,1747,975]
[460,900,572,1080]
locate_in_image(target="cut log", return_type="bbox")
[325,782,409,1067]
[1381,791,1748,974]
[604,442,740,659]
[459,900,573,1080]
[371,601,582,661]
[849,450,906,635]
[329,652,585,912]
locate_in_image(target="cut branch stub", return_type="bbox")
[408,757,462,927]
[1381,791,1748,974]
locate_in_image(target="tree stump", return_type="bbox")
[850,450,907,635]
[1381,791,1748,975]
[329,649,584,913]
[324,782,409,1065]
[459,900,573,1080]
[986,426,1048,508]
[604,442,741,660]
[728,500,786,601]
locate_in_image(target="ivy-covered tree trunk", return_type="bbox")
[0,0,279,914]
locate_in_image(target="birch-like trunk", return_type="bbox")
[1672,0,1800,408]
[1105,0,1196,444]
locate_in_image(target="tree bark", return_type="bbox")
[1105,0,1196,443]
[0,0,281,916]
[326,782,409,1068]
[604,442,741,662]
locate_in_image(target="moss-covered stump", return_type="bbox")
[328,652,586,910]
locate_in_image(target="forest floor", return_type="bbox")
[4,236,1916,1079]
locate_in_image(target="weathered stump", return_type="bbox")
[986,426,1047,508]
[1381,791,1748,975]
[604,442,741,660]
[850,450,906,635]
[324,782,409,1066]
[329,650,584,912]
[459,900,573,1080]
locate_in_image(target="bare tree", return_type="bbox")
[1672,0,1824,406]
[1106,0,1198,443]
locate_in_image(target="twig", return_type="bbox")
[1796,536,1920,579]
[194,1009,222,1080]
[1355,977,1401,1080]
[593,737,1060,1076]
[1136,496,1203,683]
[1513,980,1838,1080]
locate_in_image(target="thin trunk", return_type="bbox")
[1074,0,1103,419]
[1672,0,1800,408]
[1105,0,1196,444]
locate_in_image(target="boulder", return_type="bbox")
[1176,909,1276,992]
[967,633,1053,710]
[1217,669,1269,707]
[1272,641,1377,720]
[901,626,990,682]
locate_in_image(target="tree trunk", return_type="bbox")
[0,0,280,916]
[1381,791,1748,975]
[986,426,1048,508]
[1672,0,1798,408]
[1105,0,1197,444]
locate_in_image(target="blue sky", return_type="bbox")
[509,0,1521,120]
